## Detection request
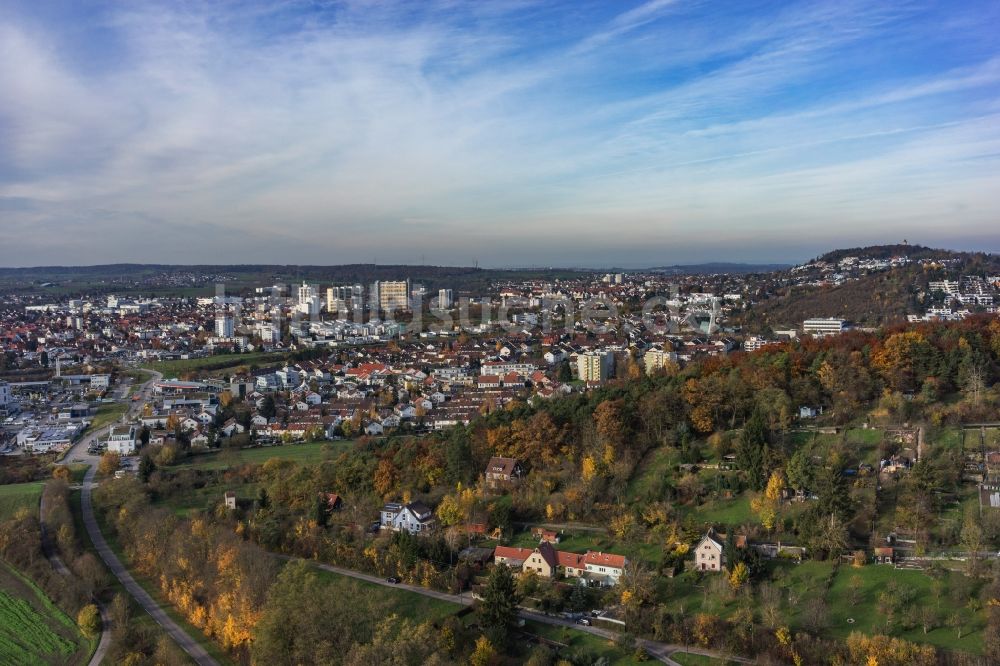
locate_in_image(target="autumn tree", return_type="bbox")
[98,452,121,476]
[77,604,101,638]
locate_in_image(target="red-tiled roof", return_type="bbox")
[584,551,627,568]
[494,546,533,561]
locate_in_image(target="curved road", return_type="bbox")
[61,369,218,665]
[66,368,745,665]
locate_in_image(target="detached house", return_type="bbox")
[694,530,726,572]
[494,542,558,577]
[484,457,524,490]
[380,501,436,535]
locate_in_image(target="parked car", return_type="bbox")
[386,577,400,584]
[576,618,591,626]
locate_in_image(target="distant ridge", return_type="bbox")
[647,262,790,275]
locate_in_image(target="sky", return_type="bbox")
[1,0,999,268]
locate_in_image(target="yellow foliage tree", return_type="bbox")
[728,562,749,591]
[470,635,496,666]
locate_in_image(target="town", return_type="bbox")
[2,248,1000,665]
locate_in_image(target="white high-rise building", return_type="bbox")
[297,282,321,318]
[438,289,453,309]
[215,313,234,338]
[0,380,11,410]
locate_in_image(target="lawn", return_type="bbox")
[158,480,262,518]
[685,494,754,527]
[0,561,90,665]
[521,619,645,665]
[671,653,741,666]
[311,568,461,623]
[143,352,288,378]
[173,440,356,470]
[626,446,678,502]
[0,481,44,521]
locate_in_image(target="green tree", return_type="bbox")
[786,445,813,494]
[138,455,156,483]
[477,564,521,649]
[737,407,769,490]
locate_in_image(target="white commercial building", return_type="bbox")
[106,425,138,455]
[802,318,847,335]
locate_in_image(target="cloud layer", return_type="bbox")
[1,0,999,267]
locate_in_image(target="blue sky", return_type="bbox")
[1,0,999,267]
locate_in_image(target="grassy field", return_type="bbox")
[142,352,288,378]
[0,562,89,665]
[824,563,984,653]
[87,402,129,432]
[0,481,44,521]
[173,440,356,470]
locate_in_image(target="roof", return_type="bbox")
[405,501,433,521]
[584,551,627,569]
[557,550,584,568]
[494,546,534,563]
[486,456,520,475]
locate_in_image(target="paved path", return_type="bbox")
[39,492,113,666]
[299,558,750,665]
[60,369,218,665]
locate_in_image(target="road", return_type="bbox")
[62,369,220,666]
[68,369,748,665]
[300,558,751,665]
[39,492,113,666]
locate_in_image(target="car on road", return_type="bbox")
[576,618,591,626]
[386,577,400,584]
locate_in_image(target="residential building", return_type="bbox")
[694,530,726,572]
[484,456,524,489]
[215,313,234,338]
[438,288,453,309]
[580,551,627,585]
[106,425,138,455]
[376,280,411,313]
[380,500,435,535]
[577,350,614,382]
[0,380,11,412]
[643,348,677,374]
[495,543,558,577]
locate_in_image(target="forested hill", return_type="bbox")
[744,268,921,330]
[742,246,1000,331]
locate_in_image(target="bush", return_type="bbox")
[77,604,101,638]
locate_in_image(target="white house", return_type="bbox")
[380,501,436,535]
[694,531,726,572]
[106,425,138,455]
